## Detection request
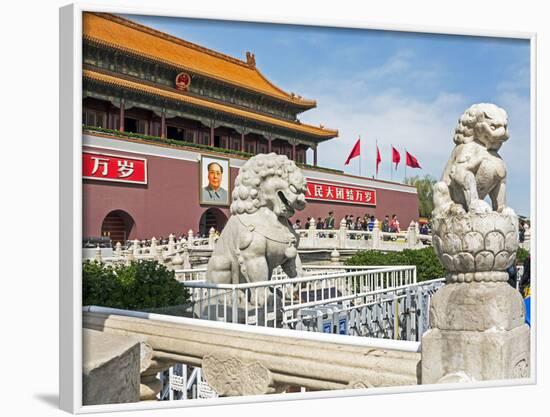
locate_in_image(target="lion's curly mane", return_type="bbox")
[230,153,301,215]
[453,103,508,145]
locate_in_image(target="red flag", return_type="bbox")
[406,151,421,168]
[344,138,361,165]
[392,146,401,169]
[376,144,381,175]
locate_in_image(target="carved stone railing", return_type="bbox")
[85,220,434,267]
[296,218,431,251]
[84,229,219,268]
[83,306,421,398]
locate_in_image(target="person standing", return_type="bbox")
[316,217,324,229]
[324,211,335,230]
[367,215,376,231]
[390,214,400,233]
[382,215,390,233]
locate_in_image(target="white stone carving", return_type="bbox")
[202,355,272,396]
[83,308,421,395]
[432,103,519,283]
[206,153,307,287]
[433,103,512,216]
[423,103,530,384]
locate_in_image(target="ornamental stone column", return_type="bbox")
[371,219,380,249]
[338,217,347,249]
[308,217,316,246]
[421,103,530,384]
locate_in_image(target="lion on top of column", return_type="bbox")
[206,153,307,286]
[433,103,515,217]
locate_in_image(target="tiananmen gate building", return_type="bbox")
[81,13,419,244]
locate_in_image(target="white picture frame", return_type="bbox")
[59,2,538,414]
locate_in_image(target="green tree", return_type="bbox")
[405,174,437,218]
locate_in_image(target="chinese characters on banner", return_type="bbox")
[82,152,147,184]
[306,180,376,206]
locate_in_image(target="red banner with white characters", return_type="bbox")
[83,152,147,184]
[306,180,376,206]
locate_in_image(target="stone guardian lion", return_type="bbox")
[206,153,307,287]
[433,103,515,216]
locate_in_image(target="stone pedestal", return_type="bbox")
[422,282,530,383]
[422,324,530,383]
[422,207,530,384]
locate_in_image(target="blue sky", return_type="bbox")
[122,14,531,216]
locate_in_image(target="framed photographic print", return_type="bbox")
[59,2,536,415]
[199,155,231,206]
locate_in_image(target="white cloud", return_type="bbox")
[300,81,467,181]
[297,52,531,215]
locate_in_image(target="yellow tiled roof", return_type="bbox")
[83,13,317,108]
[83,69,338,139]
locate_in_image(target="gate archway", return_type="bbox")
[198,208,228,237]
[101,210,135,245]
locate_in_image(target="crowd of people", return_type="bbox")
[291,212,410,234]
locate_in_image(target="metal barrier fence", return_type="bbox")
[181,266,417,328]
[289,279,444,342]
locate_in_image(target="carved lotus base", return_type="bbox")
[432,211,518,283]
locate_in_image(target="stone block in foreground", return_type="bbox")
[83,329,141,405]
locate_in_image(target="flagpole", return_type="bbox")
[359,135,362,177]
[390,144,393,182]
[375,139,378,179]
[404,148,407,182]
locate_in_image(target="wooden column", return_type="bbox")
[292,143,297,161]
[241,132,245,152]
[313,146,318,166]
[160,111,166,139]
[119,99,125,132]
[267,137,272,153]
[210,126,215,147]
